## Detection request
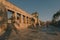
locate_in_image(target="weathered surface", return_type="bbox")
[4,25,60,40]
[0,2,7,36]
[2,0,41,29]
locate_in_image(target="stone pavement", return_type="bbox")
[0,25,60,40]
[8,26,60,40]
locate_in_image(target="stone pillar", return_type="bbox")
[14,12,17,21]
[25,16,27,24]
[21,15,23,23]
[23,15,25,23]
[12,12,17,22]
[19,15,21,23]
[28,18,29,24]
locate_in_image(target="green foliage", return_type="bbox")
[53,11,60,18]
[52,10,60,26]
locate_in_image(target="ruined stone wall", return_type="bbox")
[0,0,41,30]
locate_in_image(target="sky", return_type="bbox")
[8,0,60,22]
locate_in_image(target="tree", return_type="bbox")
[53,11,60,21]
[52,10,60,26]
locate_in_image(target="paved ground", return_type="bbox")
[0,25,60,40]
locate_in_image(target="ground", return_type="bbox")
[0,25,60,40]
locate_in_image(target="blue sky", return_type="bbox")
[8,0,60,21]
